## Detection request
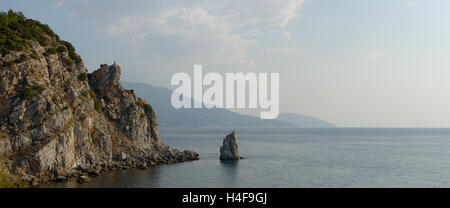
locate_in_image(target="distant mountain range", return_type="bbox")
[276,113,336,128]
[122,82,335,128]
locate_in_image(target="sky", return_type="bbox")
[2,0,450,127]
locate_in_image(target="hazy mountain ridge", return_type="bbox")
[277,113,336,128]
[122,82,296,127]
[121,82,335,128]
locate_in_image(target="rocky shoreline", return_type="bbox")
[50,149,199,185]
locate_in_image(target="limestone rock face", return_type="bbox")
[220,131,240,160]
[0,41,198,184]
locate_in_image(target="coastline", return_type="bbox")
[37,148,199,186]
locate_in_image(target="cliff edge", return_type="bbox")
[0,10,198,185]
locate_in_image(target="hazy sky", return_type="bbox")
[3,0,450,127]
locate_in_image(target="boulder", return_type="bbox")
[138,163,147,169]
[220,131,241,160]
[56,175,68,182]
[77,175,91,183]
[120,152,128,161]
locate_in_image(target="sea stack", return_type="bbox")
[220,131,241,160]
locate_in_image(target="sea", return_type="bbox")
[42,128,450,188]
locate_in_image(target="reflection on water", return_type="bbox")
[40,165,165,188]
[220,160,239,187]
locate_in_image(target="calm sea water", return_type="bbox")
[43,128,450,188]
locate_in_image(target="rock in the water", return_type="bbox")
[138,163,147,169]
[77,175,91,183]
[220,131,240,160]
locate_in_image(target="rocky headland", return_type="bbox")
[0,10,198,186]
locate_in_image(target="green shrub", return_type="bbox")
[56,45,67,53]
[0,165,29,188]
[0,10,57,53]
[61,40,75,53]
[37,36,49,46]
[94,98,102,113]
[30,51,38,59]
[78,72,88,81]
[21,87,34,99]
[63,56,74,65]
[33,84,45,92]
[0,10,83,67]
[81,91,88,97]
[61,41,82,64]
[20,85,45,99]
[88,89,96,98]
[62,105,69,110]
[88,89,102,113]
[143,103,153,114]
[135,101,154,114]
[45,47,56,55]
[80,90,101,113]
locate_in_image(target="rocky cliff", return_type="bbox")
[0,11,198,185]
[219,131,241,160]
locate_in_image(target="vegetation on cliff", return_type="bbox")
[0,9,81,63]
[0,165,28,188]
